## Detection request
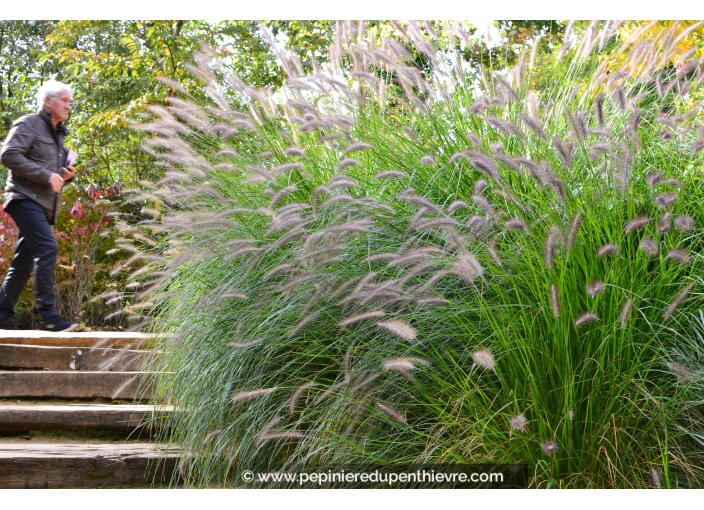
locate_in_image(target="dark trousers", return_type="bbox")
[0,199,58,321]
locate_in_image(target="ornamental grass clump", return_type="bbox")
[117,21,704,488]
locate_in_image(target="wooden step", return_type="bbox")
[0,372,154,400]
[0,404,171,435]
[0,344,153,371]
[0,330,153,349]
[0,443,180,488]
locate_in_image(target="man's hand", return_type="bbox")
[48,173,64,193]
[62,165,76,181]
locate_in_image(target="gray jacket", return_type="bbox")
[0,109,72,225]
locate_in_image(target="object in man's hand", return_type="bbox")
[64,148,78,167]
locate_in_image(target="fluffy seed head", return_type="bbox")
[639,237,660,257]
[472,349,496,372]
[505,217,526,231]
[420,155,437,165]
[625,216,649,235]
[566,212,582,249]
[674,215,693,232]
[377,320,418,343]
[231,387,277,404]
[375,402,407,424]
[544,231,557,270]
[666,249,691,264]
[339,311,386,328]
[374,170,405,180]
[542,439,560,456]
[619,298,633,328]
[663,283,695,321]
[658,213,672,235]
[587,280,604,298]
[575,311,598,328]
[448,200,468,213]
[654,193,678,209]
[473,179,488,195]
[452,253,484,284]
[645,171,663,188]
[337,158,359,170]
[549,283,560,318]
[668,362,696,382]
[598,243,618,257]
[509,413,528,433]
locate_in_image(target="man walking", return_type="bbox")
[0,80,78,332]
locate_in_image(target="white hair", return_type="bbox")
[36,80,72,110]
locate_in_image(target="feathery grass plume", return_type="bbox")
[668,363,696,383]
[419,155,437,165]
[674,215,694,232]
[619,298,633,328]
[377,320,418,343]
[448,151,466,163]
[284,147,306,157]
[552,136,572,169]
[257,431,305,446]
[508,413,528,433]
[645,171,663,188]
[417,296,447,306]
[587,280,604,298]
[472,349,496,372]
[492,153,523,173]
[624,216,649,235]
[448,200,468,213]
[414,217,457,232]
[666,249,691,264]
[337,158,358,170]
[593,92,606,126]
[658,213,672,235]
[520,114,547,140]
[345,142,373,153]
[452,253,484,284]
[663,283,695,322]
[654,193,678,209]
[372,170,405,181]
[663,177,680,188]
[575,311,598,328]
[505,217,526,231]
[375,402,407,424]
[550,283,561,318]
[613,86,626,111]
[598,243,618,257]
[382,357,429,380]
[542,439,560,456]
[227,338,265,349]
[255,416,284,444]
[544,230,557,270]
[288,310,323,338]
[648,468,662,489]
[473,179,488,195]
[566,213,582,249]
[231,387,277,404]
[639,237,660,257]
[289,381,317,414]
[487,246,503,267]
[203,429,221,443]
[471,195,494,216]
[339,311,386,328]
[389,247,444,267]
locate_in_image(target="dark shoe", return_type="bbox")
[38,316,78,333]
[0,320,16,330]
